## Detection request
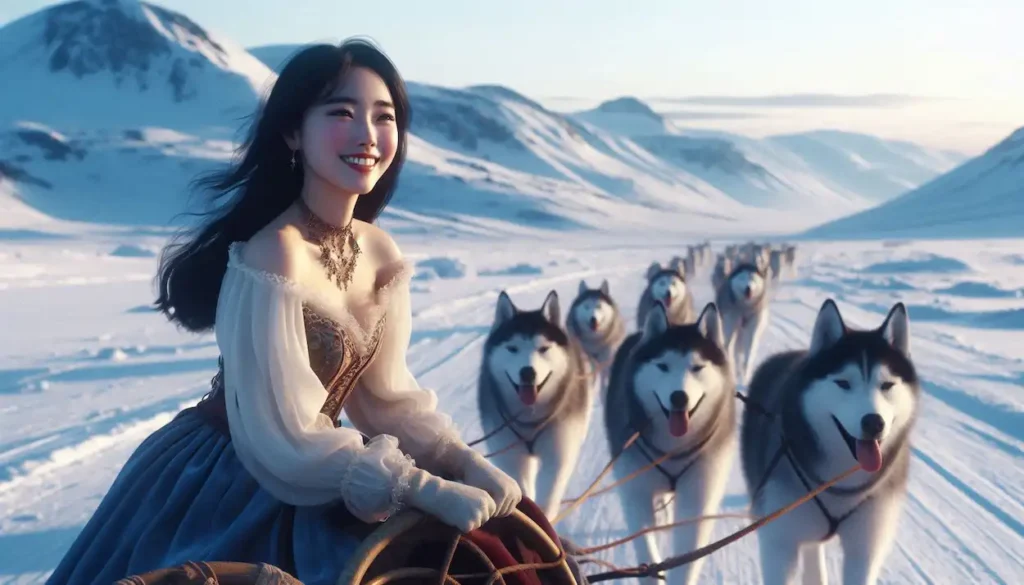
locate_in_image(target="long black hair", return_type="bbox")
[154,38,411,333]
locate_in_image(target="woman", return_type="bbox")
[46,39,522,585]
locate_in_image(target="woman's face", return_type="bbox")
[294,66,400,196]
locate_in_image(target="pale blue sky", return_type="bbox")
[3,0,1022,152]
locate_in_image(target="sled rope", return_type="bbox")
[573,512,754,556]
[584,464,862,583]
[558,447,678,509]
[551,429,644,524]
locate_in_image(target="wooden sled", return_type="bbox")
[117,500,581,585]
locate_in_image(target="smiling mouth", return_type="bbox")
[340,154,379,173]
[506,371,553,406]
[831,415,883,473]
[655,393,705,437]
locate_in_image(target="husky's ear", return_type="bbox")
[493,291,517,330]
[578,280,589,297]
[646,262,662,281]
[696,303,725,348]
[540,290,560,325]
[641,302,669,344]
[669,256,685,274]
[755,253,768,274]
[599,279,610,296]
[880,303,911,356]
[809,299,846,355]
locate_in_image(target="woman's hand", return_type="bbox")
[404,468,497,533]
[460,452,522,518]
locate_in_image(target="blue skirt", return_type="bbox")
[45,407,367,585]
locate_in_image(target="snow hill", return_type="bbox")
[0,1,967,237]
[0,0,753,236]
[0,0,272,133]
[804,126,1024,239]
[573,98,966,209]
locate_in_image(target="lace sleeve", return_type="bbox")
[214,245,417,522]
[343,266,467,476]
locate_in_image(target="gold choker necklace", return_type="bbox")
[296,198,361,290]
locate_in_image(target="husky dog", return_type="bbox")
[715,261,771,385]
[711,253,732,292]
[740,300,918,585]
[478,290,592,520]
[697,241,713,268]
[637,261,696,329]
[683,250,697,278]
[769,249,785,282]
[604,303,736,585]
[565,279,627,393]
[784,245,798,277]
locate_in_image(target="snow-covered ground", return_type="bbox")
[1,228,1021,584]
[1,3,1021,583]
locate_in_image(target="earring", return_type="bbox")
[289,149,296,170]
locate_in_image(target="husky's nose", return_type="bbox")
[588,316,598,329]
[670,391,688,410]
[519,367,536,384]
[861,414,885,439]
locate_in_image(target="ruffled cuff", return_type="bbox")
[339,435,417,523]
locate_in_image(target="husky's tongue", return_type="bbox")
[668,409,689,437]
[518,385,538,406]
[855,439,883,472]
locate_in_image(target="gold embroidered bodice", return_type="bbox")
[205,305,388,425]
[302,305,388,421]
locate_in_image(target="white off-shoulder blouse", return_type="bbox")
[214,242,464,523]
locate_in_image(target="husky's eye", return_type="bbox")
[691,364,705,373]
[880,381,895,391]
[656,362,669,373]
[506,345,518,354]
[834,379,851,390]
[538,345,550,354]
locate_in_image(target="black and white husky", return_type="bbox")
[565,279,626,394]
[636,260,696,329]
[714,261,770,385]
[740,300,920,585]
[478,290,593,521]
[604,302,737,585]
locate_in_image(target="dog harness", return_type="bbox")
[752,435,873,542]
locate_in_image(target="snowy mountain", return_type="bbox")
[0,122,236,225]
[803,126,1024,239]
[0,0,273,134]
[0,4,962,235]
[0,8,763,236]
[766,130,967,204]
[573,99,967,209]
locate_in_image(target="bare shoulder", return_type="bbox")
[242,224,310,281]
[357,221,404,267]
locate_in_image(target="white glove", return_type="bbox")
[458,450,522,518]
[404,468,497,533]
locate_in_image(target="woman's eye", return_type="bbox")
[328,109,353,118]
[378,113,396,122]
